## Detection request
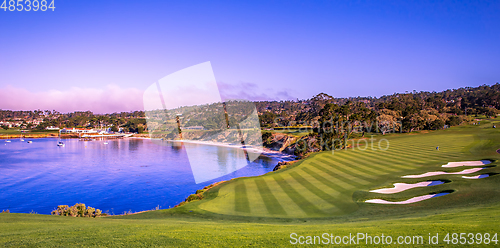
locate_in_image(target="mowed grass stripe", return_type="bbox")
[383,145,442,154]
[380,138,468,154]
[397,143,464,150]
[389,146,464,158]
[309,162,368,187]
[397,136,470,146]
[273,175,324,216]
[343,150,417,170]
[264,178,309,217]
[303,165,356,190]
[245,180,272,216]
[315,157,375,182]
[234,182,250,213]
[301,167,350,192]
[384,146,446,156]
[378,147,439,159]
[361,148,454,164]
[359,148,436,163]
[332,152,406,172]
[289,172,343,211]
[254,178,286,215]
[345,153,412,172]
[321,153,394,175]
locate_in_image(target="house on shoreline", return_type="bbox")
[180,126,204,130]
[60,128,98,134]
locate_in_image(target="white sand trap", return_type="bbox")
[462,174,490,179]
[442,160,491,168]
[402,168,484,178]
[370,181,444,194]
[365,192,450,204]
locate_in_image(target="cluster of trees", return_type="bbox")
[256,84,499,133]
[51,203,106,218]
[0,110,147,133]
[255,84,499,153]
[1,84,498,136]
[145,100,259,133]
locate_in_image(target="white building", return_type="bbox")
[60,128,98,134]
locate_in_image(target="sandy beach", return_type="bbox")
[170,139,297,161]
[133,138,297,161]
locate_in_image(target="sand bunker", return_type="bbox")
[462,174,490,179]
[402,168,484,178]
[365,192,450,204]
[442,160,491,168]
[370,181,444,194]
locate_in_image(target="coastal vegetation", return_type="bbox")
[176,182,226,207]
[1,84,498,135]
[51,203,106,218]
[167,119,499,219]
[0,119,499,246]
[0,85,499,246]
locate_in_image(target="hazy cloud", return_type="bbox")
[0,82,296,113]
[0,85,144,113]
[217,82,296,101]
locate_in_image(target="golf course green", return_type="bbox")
[1,119,499,247]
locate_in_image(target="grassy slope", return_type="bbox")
[0,205,498,247]
[192,119,500,219]
[1,119,499,247]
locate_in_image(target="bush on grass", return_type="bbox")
[51,203,106,218]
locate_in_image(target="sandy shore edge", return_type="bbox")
[165,139,297,161]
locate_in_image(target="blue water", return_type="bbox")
[0,138,278,214]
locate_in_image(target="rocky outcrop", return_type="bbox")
[264,133,320,158]
[265,133,297,153]
[273,161,290,171]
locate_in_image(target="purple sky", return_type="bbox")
[1,0,499,113]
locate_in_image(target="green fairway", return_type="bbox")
[194,120,500,219]
[0,205,499,247]
[1,120,499,247]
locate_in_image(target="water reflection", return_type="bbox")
[0,138,278,214]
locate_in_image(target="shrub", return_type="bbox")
[1,209,10,213]
[175,181,226,208]
[186,194,203,202]
[51,203,106,218]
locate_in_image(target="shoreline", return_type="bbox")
[2,135,298,215]
[3,134,298,162]
[0,134,59,139]
[161,139,298,213]
[166,139,297,162]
